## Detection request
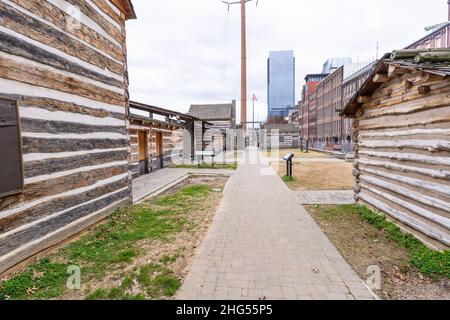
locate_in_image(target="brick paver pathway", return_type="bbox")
[177,159,374,300]
[296,190,355,205]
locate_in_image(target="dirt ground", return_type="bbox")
[61,176,228,300]
[264,149,331,159]
[274,161,355,191]
[306,205,450,300]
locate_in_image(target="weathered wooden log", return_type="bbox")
[358,192,450,246]
[0,176,128,234]
[0,198,129,274]
[0,56,125,107]
[359,167,450,197]
[404,80,414,89]
[21,118,126,136]
[415,51,450,64]
[358,150,450,166]
[22,137,128,154]
[8,0,124,62]
[357,96,371,104]
[418,85,431,95]
[359,139,450,152]
[373,73,390,83]
[64,0,124,42]
[359,176,450,220]
[0,32,123,88]
[352,168,361,178]
[0,4,124,76]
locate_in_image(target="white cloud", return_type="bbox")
[126,0,447,122]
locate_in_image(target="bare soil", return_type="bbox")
[264,149,331,159]
[306,205,450,300]
[274,161,355,191]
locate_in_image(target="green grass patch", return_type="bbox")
[0,183,216,300]
[315,205,450,279]
[172,163,238,170]
[282,175,295,183]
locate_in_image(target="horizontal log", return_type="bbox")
[62,0,124,43]
[415,51,450,64]
[359,105,450,130]
[0,197,129,274]
[362,94,450,120]
[359,166,450,197]
[0,3,124,76]
[358,158,450,179]
[358,192,450,246]
[20,118,127,135]
[0,54,125,106]
[90,0,123,25]
[7,0,124,62]
[24,150,128,178]
[363,78,450,110]
[359,128,450,138]
[22,137,128,154]
[20,106,125,127]
[0,31,123,87]
[0,174,128,227]
[358,150,450,166]
[0,164,127,216]
[364,188,449,233]
[0,188,129,258]
[359,175,450,222]
[359,139,450,152]
[21,97,124,120]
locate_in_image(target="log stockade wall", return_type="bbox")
[129,118,184,178]
[0,0,133,274]
[352,68,450,250]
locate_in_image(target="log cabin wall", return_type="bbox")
[348,58,450,250]
[0,0,135,274]
[129,118,184,178]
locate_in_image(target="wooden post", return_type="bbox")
[241,0,247,132]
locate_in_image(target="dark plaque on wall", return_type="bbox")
[0,97,23,197]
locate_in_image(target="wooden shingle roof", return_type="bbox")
[341,49,450,116]
[111,0,137,20]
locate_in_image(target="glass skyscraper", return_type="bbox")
[267,51,295,118]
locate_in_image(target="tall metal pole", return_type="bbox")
[241,0,247,132]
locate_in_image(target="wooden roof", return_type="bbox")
[341,49,450,116]
[111,0,137,20]
[130,101,201,122]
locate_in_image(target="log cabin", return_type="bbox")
[0,0,136,274]
[128,101,202,178]
[342,49,450,250]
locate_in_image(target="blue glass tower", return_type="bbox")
[267,51,295,118]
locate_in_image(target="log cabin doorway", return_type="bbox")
[138,130,149,176]
[155,131,163,170]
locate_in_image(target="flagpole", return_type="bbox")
[252,97,255,130]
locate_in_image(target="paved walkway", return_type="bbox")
[132,168,235,203]
[296,190,355,205]
[177,159,374,300]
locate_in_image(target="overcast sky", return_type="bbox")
[126,0,447,121]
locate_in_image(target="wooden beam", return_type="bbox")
[357,96,371,104]
[388,65,405,77]
[418,85,431,95]
[373,73,390,83]
[404,80,414,89]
